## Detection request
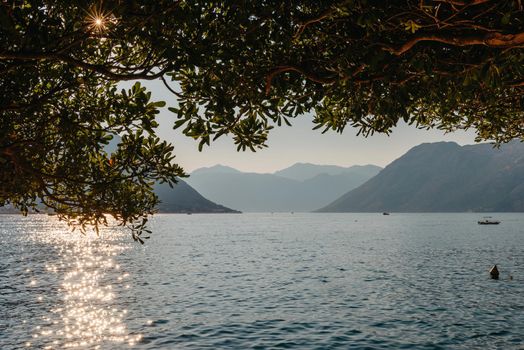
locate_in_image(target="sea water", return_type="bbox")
[0,213,523,349]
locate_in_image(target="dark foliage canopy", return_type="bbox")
[1,0,523,239]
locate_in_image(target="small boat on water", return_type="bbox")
[478,219,500,225]
[382,212,390,216]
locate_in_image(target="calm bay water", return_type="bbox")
[0,213,523,349]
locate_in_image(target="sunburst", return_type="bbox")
[85,6,115,33]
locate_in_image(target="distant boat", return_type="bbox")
[478,219,500,225]
[382,212,390,216]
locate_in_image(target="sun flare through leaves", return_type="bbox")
[84,5,115,34]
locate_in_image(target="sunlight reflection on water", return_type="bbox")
[22,216,141,349]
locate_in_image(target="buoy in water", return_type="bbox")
[489,265,499,280]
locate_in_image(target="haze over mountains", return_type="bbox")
[186,163,382,212]
[319,141,524,212]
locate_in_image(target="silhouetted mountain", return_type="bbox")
[155,180,240,213]
[191,164,242,176]
[275,163,381,181]
[318,141,524,212]
[186,164,381,212]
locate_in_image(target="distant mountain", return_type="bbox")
[190,164,242,176]
[274,163,381,181]
[318,141,524,212]
[155,180,240,213]
[186,164,381,212]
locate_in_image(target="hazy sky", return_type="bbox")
[142,80,478,173]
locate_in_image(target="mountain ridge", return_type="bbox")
[318,141,524,212]
[274,163,382,181]
[186,163,382,212]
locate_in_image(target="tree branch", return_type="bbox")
[160,76,183,98]
[432,0,491,6]
[511,79,524,87]
[385,31,524,55]
[265,63,383,93]
[293,0,352,39]
[265,65,338,94]
[0,52,170,80]
[1,81,77,112]
[294,9,334,39]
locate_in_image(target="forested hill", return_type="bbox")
[318,141,524,212]
[155,180,240,213]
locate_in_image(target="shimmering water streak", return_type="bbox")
[10,216,141,349]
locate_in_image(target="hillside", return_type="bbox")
[318,141,524,212]
[155,180,240,213]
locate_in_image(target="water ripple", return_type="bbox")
[1,213,523,349]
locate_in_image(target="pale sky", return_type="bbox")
[141,80,478,174]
